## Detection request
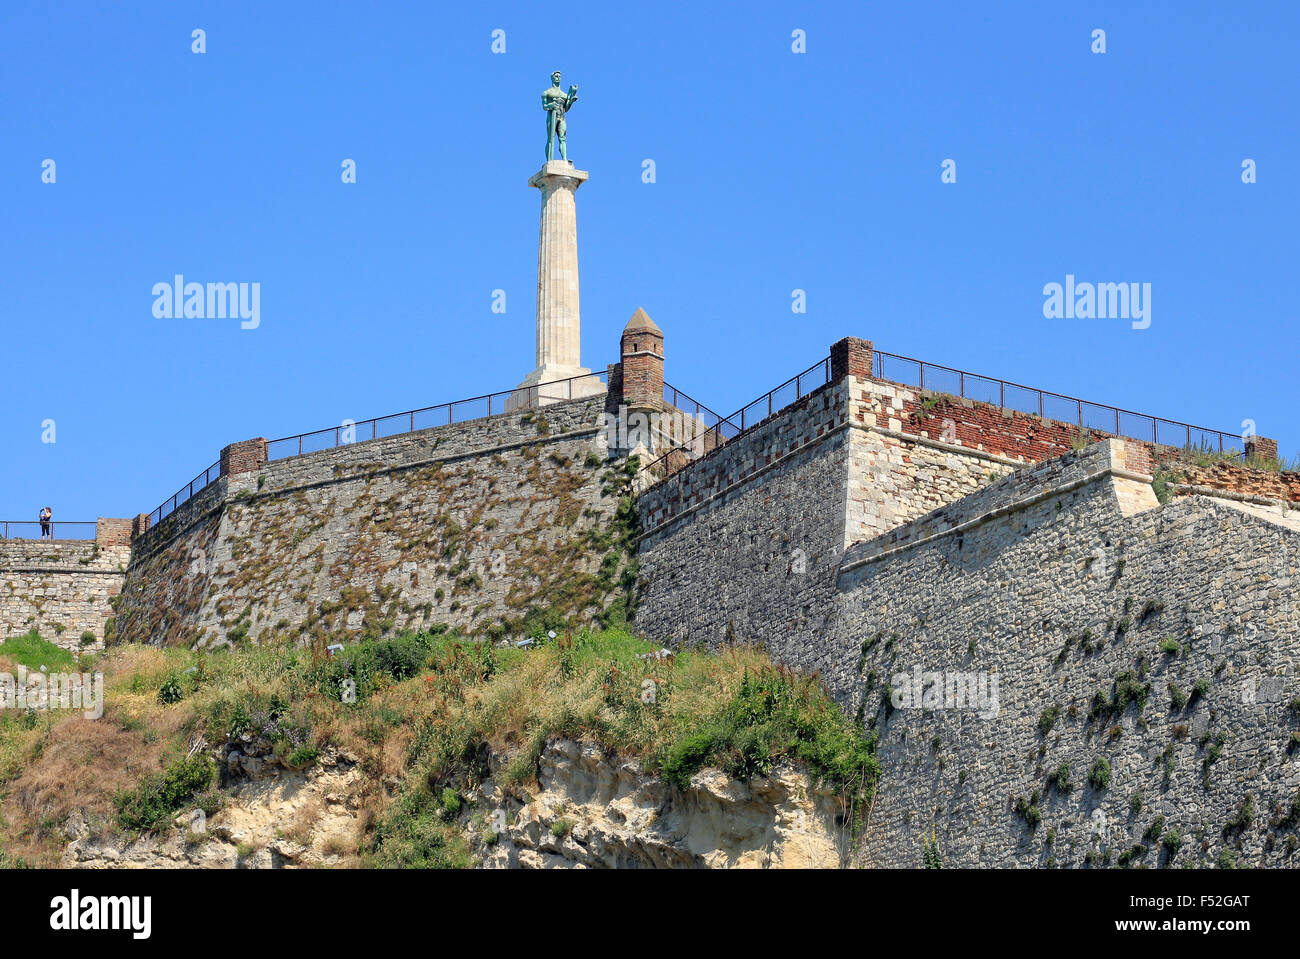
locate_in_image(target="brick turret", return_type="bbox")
[620,308,664,411]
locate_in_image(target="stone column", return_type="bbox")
[534,161,586,369]
[508,161,605,409]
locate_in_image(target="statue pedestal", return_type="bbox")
[505,364,605,411]
[507,160,604,411]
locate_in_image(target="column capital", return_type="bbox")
[528,161,590,190]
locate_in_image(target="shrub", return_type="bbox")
[1088,756,1111,790]
[158,677,183,705]
[285,746,319,769]
[114,754,215,832]
[1168,683,1188,710]
[1014,794,1043,831]
[365,786,471,868]
[657,666,880,826]
[1162,828,1182,855]
[1053,763,1071,792]
[923,834,943,868]
[1223,795,1255,837]
[439,788,462,817]
[1117,844,1147,867]
[1038,706,1060,736]
[1158,638,1181,655]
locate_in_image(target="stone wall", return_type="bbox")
[635,382,853,654]
[829,440,1300,869]
[635,400,1300,868]
[0,531,133,650]
[634,374,1026,650]
[114,398,634,650]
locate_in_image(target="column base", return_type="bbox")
[505,365,606,411]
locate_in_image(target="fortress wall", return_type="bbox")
[0,530,133,650]
[866,373,1296,503]
[634,374,1032,651]
[114,397,633,649]
[844,377,1027,545]
[634,382,852,652]
[823,440,1300,869]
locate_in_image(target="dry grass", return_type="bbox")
[0,626,875,869]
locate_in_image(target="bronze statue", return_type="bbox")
[543,70,578,162]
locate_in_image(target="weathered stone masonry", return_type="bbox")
[633,336,1299,867]
[0,519,133,650]
[834,442,1300,869]
[113,396,632,650]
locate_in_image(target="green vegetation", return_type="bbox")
[114,753,216,833]
[0,630,76,672]
[1089,671,1151,722]
[1168,683,1188,710]
[0,620,876,867]
[1161,828,1181,856]
[1052,763,1072,792]
[1223,794,1255,838]
[1037,705,1060,736]
[1088,756,1111,791]
[1014,791,1043,831]
[923,831,943,868]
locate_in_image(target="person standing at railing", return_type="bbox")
[39,506,52,539]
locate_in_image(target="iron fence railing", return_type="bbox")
[646,356,832,476]
[141,372,611,531]
[0,520,97,540]
[147,460,221,527]
[266,370,609,462]
[872,350,1247,456]
[660,383,735,435]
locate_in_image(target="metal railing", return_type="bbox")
[266,370,609,461]
[1,521,97,541]
[646,356,832,476]
[872,350,1246,455]
[147,460,221,527]
[143,372,614,526]
[660,382,736,435]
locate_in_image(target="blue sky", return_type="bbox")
[2,0,1296,523]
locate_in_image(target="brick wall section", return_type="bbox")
[869,376,1291,503]
[841,440,1156,567]
[1161,460,1300,503]
[635,394,853,652]
[830,336,873,381]
[1247,436,1279,461]
[620,327,664,410]
[220,437,268,477]
[95,517,133,547]
[604,363,624,415]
